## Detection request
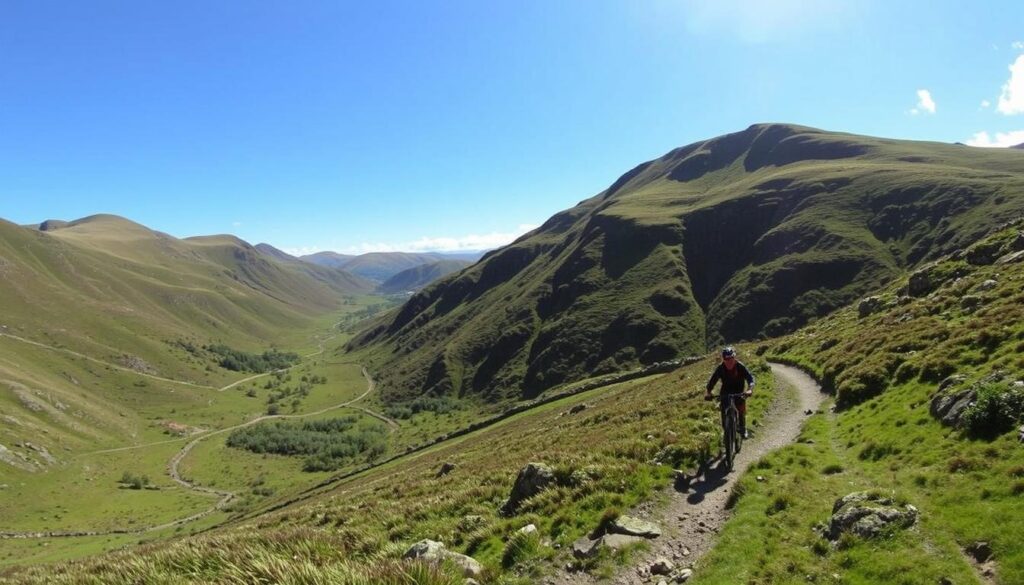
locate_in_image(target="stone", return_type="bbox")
[908,267,935,297]
[444,552,484,579]
[568,403,588,415]
[402,539,482,579]
[403,539,446,561]
[967,541,993,562]
[437,462,457,477]
[996,250,1024,265]
[858,296,883,318]
[676,568,694,582]
[650,557,674,575]
[610,515,662,538]
[930,386,976,428]
[967,242,1001,265]
[571,536,601,559]
[977,279,998,291]
[501,462,556,514]
[1019,425,1024,443]
[827,492,918,540]
[600,533,644,550]
[518,523,537,535]
[1010,231,1024,252]
[937,374,968,393]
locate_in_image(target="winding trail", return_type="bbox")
[0,368,380,540]
[554,362,825,585]
[0,331,216,389]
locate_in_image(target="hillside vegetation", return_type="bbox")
[0,213,372,477]
[351,124,1024,403]
[696,221,1024,584]
[305,251,480,282]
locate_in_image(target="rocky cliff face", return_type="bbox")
[351,124,1024,402]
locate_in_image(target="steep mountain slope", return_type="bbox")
[255,242,300,262]
[376,259,472,293]
[350,124,1024,402]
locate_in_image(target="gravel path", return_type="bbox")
[553,362,825,584]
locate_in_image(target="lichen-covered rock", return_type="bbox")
[402,539,483,578]
[930,387,977,427]
[600,533,645,550]
[650,557,674,575]
[827,492,918,540]
[977,279,998,291]
[500,462,556,514]
[571,536,601,559]
[610,515,663,538]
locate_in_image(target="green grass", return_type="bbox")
[1,356,776,582]
[696,223,1024,584]
[350,124,1024,407]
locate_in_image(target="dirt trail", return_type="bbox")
[1,368,380,539]
[554,363,825,585]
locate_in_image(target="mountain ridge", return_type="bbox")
[349,123,1024,403]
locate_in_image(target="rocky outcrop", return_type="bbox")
[827,492,918,540]
[858,296,883,318]
[501,462,556,515]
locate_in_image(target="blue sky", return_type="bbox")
[2,1,1023,254]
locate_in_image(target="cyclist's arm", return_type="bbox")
[705,366,721,395]
[742,364,755,393]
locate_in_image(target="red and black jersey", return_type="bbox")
[706,361,755,396]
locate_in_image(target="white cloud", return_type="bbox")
[981,99,991,108]
[997,55,1024,115]
[232,221,242,227]
[965,129,1024,148]
[1013,41,1024,50]
[343,224,540,254]
[282,245,322,257]
[915,89,936,114]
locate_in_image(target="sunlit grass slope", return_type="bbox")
[696,221,1024,584]
[1,356,776,583]
[350,124,1024,405]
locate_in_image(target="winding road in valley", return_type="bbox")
[0,367,382,540]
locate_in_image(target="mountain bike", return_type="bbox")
[707,393,745,470]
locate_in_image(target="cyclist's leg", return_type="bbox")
[737,397,747,437]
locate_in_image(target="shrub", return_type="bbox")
[227,416,388,471]
[961,383,1024,439]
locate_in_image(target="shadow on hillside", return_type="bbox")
[674,456,730,504]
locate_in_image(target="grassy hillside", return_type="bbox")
[0,214,373,461]
[2,355,775,583]
[377,259,473,294]
[695,221,1024,584]
[350,124,1024,404]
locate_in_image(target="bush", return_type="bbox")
[206,344,300,373]
[961,383,1024,439]
[227,416,388,471]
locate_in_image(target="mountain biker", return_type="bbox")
[704,346,755,438]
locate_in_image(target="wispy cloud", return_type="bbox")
[344,224,539,254]
[282,245,323,257]
[965,129,1024,148]
[1013,41,1024,50]
[981,99,991,109]
[909,89,936,115]
[232,221,242,227]
[997,55,1024,115]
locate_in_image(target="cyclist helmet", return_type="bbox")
[721,346,736,358]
